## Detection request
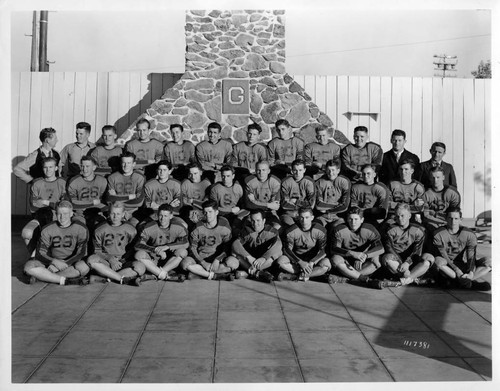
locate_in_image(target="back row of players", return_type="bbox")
[13,119,491,290]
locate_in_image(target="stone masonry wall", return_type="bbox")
[118,10,349,146]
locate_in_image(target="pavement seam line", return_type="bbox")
[211,281,221,383]
[117,280,167,383]
[445,289,492,325]
[273,282,306,383]
[328,284,396,382]
[22,283,109,383]
[12,283,50,315]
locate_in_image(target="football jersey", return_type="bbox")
[163,140,196,168]
[331,223,383,257]
[107,171,145,210]
[314,175,351,213]
[422,186,461,221]
[304,141,341,167]
[341,142,383,180]
[280,176,315,211]
[232,142,268,171]
[30,177,67,213]
[244,174,281,211]
[195,139,233,171]
[383,223,425,261]
[351,182,389,210]
[181,178,211,208]
[285,223,326,260]
[60,142,95,179]
[190,217,232,260]
[90,145,123,175]
[37,220,88,264]
[433,226,477,271]
[237,224,280,255]
[124,139,164,171]
[389,180,425,213]
[136,220,188,252]
[209,182,244,213]
[93,221,137,257]
[67,174,107,212]
[144,178,182,213]
[267,137,304,165]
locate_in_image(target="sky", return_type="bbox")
[9,6,491,78]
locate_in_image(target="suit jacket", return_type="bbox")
[420,160,457,189]
[379,149,421,185]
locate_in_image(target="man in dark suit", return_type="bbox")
[379,129,421,186]
[420,142,457,189]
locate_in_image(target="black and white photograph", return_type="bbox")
[2,0,497,388]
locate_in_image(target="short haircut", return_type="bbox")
[121,151,136,161]
[399,159,415,169]
[353,126,368,134]
[446,206,462,218]
[102,125,117,133]
[325,158,341,169]
[202,200,218,210]
[39,127,57,143]
[315,126,328,133]
[256,160,270,169]
[207,122,222,132]
[136,118,151,129]
[347,207,364,218]
[247,123,262,133]
[291,159,305,169]
[156,160,172,170]
[56,200,73,210]
[220,165,235,174]
[81,155,97,165]
[249,210,265,219]
[275,119,290,128]
[42,157,57,166]
[430,166,445,175]
[298,207,314,216]
[361,164,377,172]
[187,162,202,171]
[431,142,446,151]
[158,203,174,214]
[395,203,411,213]
[76,122,91,132]
[170,123,184,132]
[391,129,406,139]
[109,201,125,212]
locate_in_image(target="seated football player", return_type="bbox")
[276,207,330,282]
[87,202,145,286]
[280,159,315,228]
[195,122,233,183]
[329,207,389,288]
[422,166,461,233]
[60,122,95,180]
[229,210,282,283]
[267,119,305,180]
[381,203,435,286]
[314,159,351,228]
[23,201,90,285]
[90,125,123,176]
[163,123,196,181]
[107,152,146,225]
[304,126,341,180]
[232,123,268,184]
[143,160,182,219]
[243,160,282,230]
[67,155,107,231]
[124,118,164,180]
[180,162,211,229]
[350,164,390,225]
[134,204,189,283]
[180,200,236,281]
[209,165,248,231]
[433,207,491,291]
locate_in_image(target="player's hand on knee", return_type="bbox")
[51,259,68,271]
[253,257,266,269]
[109,258,122,271]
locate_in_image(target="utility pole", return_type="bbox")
[30,11,39,71]
[433,54,457,78]
[39,11,49,71]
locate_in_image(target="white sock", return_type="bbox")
[158,270,168,280]
[208,271,215,280]
[59,277,66,285]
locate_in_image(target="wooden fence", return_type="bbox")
[11,72,491,218]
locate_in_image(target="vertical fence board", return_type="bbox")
[107,73,121,130]
[117,73,131,133]
[11,73,21,214]
[432,78,443,143]
[28,73,43,152]
[129,72,142,130]
[472,80,485,218]
[84,72,98,143]
[400,77,412,138]
[379,77,392,149]
[358,76,370,130]
[325,76,338,131]
[410,78,423,157]
[484,80,491,212]
[369,77,381,145]
[452,79,465,201]
[39,73,53,128]
[304,75,316,104]
[150,73,164,104]
[61,72,76,150]
[51,72,65,148]
[391,77,402,135]
[95,72,109,140]
[348,76,359,128]
[140,72,152,115]
[16,73,32,214]
[314,75,327,114]
[337,76,349,135]
[463,79,475,218]
[421,78,433,155]
[73,72,87,128]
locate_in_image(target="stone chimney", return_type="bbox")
[118,10,349,145]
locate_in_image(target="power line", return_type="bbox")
[287,34,490,58]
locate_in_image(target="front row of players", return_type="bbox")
[24,199,491,291]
